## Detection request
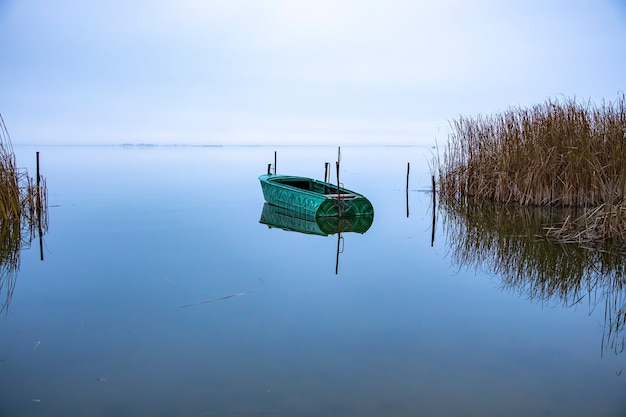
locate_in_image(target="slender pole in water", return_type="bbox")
[406,162,410,191]
[35,151,41,219]
[336,161,342,217]
[36,152,40,189]
[267,163,272,175]
[336,146,343,216]
[324,162,329,182]
[35,151,40,216]
[274,151,277,175]
[431,175,436,211]
[431,175,436,246]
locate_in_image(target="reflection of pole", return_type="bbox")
[36,152,44,261]
[431,175,436,247]
[335,232,341,275]
[335,219,344,275]
[39,228,44,261]
[406,162,410,218]
[406,188,409,218]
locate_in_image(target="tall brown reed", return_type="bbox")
[0,114,48,313]
[437,93,626,244]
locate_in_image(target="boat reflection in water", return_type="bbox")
[438,197,626,357]
[259,203,374,273]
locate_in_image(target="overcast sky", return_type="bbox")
[1,0,625,145]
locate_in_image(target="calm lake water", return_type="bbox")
[1,145,625,416]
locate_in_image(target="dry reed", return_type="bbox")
[544,203,626,248]
[0,114,48,313]
[437,93,626,245]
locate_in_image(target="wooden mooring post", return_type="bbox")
[336,147,342,217]
[36,151,40,189]
[406,162,410,191]
[431,175,436,211]
[431,174,436,247]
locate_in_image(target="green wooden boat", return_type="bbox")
[259,174,374,218]
[259,203,374,236]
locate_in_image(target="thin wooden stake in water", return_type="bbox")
[36,152,40,189]
[36,152,41,223]
[336,161,342,217]
[431,175,436,211]
[267,163,272,175]
[324,162,329,182]
[336,146,342,215]
[274,151,277,175]
[406,162,410,191]
[431,175,436,247]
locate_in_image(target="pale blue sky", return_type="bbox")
[1,0,625,145]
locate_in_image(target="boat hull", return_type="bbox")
[259,174,374,218]
[259,203,374,235]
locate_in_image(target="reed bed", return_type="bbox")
[437,93,626,245]
[544,203,626,248]
[0,114,48,313]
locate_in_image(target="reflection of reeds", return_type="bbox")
[0,218,21,313]
[0,115,48,313]
[437,93,626,244]
[440,197,626,355]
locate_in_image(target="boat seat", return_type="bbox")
[325,193,357,199]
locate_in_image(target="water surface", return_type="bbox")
[1,145,625,416]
